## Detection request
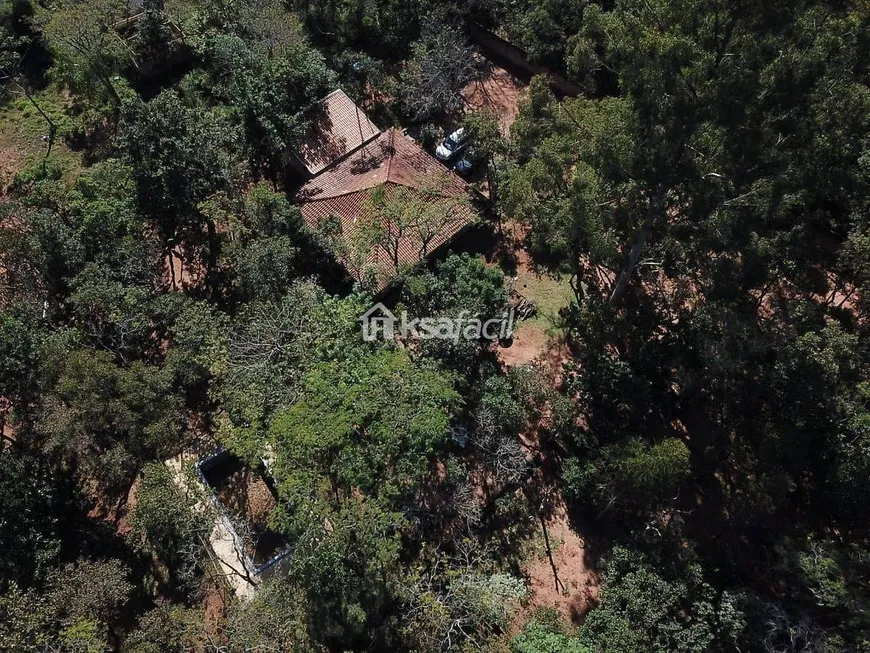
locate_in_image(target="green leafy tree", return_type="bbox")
[494,0,588,72]
[399,253,508,374]
[401,540,527,652]
[198,33,334,177]
[128,462,210,583]
[67,263,161,361]
[0,0,19,79]
[39,0,129,109]
[1,159,155,306]
[503,85,628,303]
[463,109,505,205]
[284,497,404,647]
[136,0,172,56]
[260,342,459,648]
[120,89,237,274]
[0,559,133,652]
[216,284,367,448]
[0,308,44,417]
[0,582,56,652]
[162,298,228,390]
[224,574,314,652]
[513,618,587,653]
[269,347,459,517]
[193,0,304,58]
[774,537,870,648]
[0,451,77,590]
[293,0,426,63]
[200,182,307,302]
[123,603,205,653]
[47,559,133,637]
[580,546,747,653]
[563,437,690,517]
[402,253,507,319]
[37,347,185,494]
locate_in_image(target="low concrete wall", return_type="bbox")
[164,453,258,599]
[164,451,292,599]
[467,22,583,98]
[196,449,293,579]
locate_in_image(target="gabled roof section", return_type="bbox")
[295,129,476,291]
[296,128,469,202]
[294,89,380,176]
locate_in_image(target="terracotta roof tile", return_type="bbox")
[296,129,476,290]
[294,90,380,176]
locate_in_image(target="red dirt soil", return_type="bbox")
[214,466,277,532]
[498,324,550,367]
[516,504,599,630]
[164,249,197,291]
[0,148,21,193]
[203,584,227,635]
[462,64,526,135]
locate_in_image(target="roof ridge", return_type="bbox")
[381,179,454,196]
[296,89,381,175]
[305,179,459,204]
[385,128,396,183]
[297,127,474,205]
[300,130,382,179]
[301,187,376,202]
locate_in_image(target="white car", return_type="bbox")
[435,128,469,162]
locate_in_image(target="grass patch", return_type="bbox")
[511,264,574,338]
[484,250,573,351]
[0,85,83,188]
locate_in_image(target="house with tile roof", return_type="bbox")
[291,89,381,178]
[294,92,476,291]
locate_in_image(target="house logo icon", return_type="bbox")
[359,302,398,342]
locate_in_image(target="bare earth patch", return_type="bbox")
[497,246,573,372]
[0,146,21,194]
[463,64,526,135]
[203,584,228,636]
[517,506,599,630]
[497,319,571,374]
[214,464,278,534]
[229,476,275,531]
[163,249,198,291]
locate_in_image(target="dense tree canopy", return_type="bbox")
[2,0,870,650]
[500,0,870,649]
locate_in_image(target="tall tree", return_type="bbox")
[36,347,185,494]
[358,175,473,276]
[400,10,480,120]
[120,90,237,288]
[505,4,870,647]
[39,0,129,108]
[198,33,334,178]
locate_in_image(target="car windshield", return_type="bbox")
[444,136,459,150]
